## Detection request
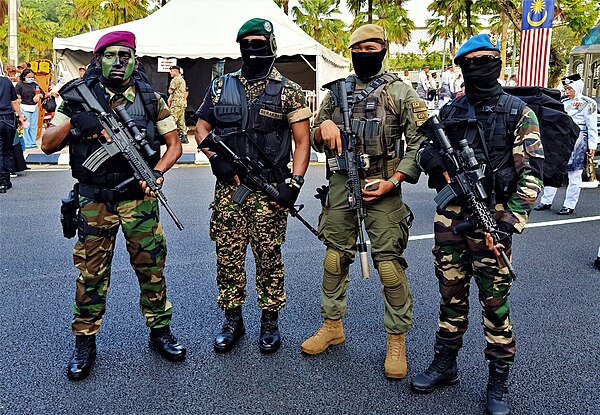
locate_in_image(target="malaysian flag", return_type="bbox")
[518,0,555,87]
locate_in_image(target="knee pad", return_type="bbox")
[323,248,350,291]
[377,260,409,307]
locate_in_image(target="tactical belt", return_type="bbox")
[78,184,143,202]
[77,216,119,238]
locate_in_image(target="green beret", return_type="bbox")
[349,24,387,48]
[236,18,274,42]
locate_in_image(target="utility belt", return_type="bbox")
[78,183,144,202]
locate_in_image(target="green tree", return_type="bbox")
[274,0,290,14]
[292,0,349,53]
[350,0,415,46]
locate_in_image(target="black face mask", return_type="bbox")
[240,40,275,82]
[352,49,386,81]
[460,57,503,104]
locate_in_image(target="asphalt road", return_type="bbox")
[1,165,599,415]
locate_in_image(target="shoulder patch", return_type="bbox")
[411,100,428,126]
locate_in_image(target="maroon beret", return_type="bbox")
[94,31,136,54]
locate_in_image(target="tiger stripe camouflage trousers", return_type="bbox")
[71,196,172,336]
[432,204,516,365]
[209,182,288,311]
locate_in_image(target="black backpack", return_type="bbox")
[503,86,580,188]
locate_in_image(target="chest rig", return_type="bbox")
[328,74,403,178]
[69,78,161,188]
[440,93,526,204]
[213,74,292,182]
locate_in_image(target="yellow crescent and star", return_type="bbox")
[527,0,549,27]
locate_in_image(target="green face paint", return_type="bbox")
[101,46,135,83]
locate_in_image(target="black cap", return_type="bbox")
[170,65,182,71]
[562,73,581,85]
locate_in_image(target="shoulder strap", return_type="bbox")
[135,79,158,122]
[353,73,399,107]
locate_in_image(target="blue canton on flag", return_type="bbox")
[521,0,555,30]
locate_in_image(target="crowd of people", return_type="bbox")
[0,17,595,415]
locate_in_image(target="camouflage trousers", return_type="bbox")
[170,104,188,137]
[72,196,172,336]
[209,181,288,311]
[432,204,515,365]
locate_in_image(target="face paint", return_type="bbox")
[101,46,135,84]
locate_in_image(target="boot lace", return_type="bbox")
[75,336,95,359]
[428,350,454,374]
[152,328,177,345]
[488,370,509,400]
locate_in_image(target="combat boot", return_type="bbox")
[214,306,245,353]
[259,310,281,354]
[410,345,459,393]
[300,319,345,355]
[486,362,511,415]
[0,173,8,193]
[384,333,407,379]
[149,326,187,362]
[67,334,96,381]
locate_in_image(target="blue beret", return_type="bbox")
[454,34,499,64]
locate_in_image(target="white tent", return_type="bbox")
[53,0,349,110]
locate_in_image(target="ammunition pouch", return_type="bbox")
[60,185,79,239]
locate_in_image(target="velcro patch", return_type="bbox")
[411,101,428,113]
[259,109,283,120]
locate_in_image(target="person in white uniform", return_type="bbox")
[535,74,598,214]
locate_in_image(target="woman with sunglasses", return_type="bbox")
[412,34,544,415]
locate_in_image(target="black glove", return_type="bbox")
[496,220,514,252]
[417,145,446,175]
[275,182,300,209]
[70,112,103,138]
[209,155,236,182]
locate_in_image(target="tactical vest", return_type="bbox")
[69,76,161,188]
[328,74,403,179]
[213,74,292,182]
[440,93,526,204]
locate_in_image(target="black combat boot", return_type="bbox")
[259,310,281,354]
[214,306,245,353]
[0,173,8,193]
[67,334,96,381]
[149,326,187,362]
[486,361,511,415]
[410,345,459,393]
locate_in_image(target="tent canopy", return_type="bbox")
[53,0,349,109]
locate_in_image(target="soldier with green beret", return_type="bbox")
[195,18,312,354]
[300,24,427,380]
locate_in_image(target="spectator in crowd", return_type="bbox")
[417,65,430,101]
[78,66,86,77]
[15,68,45,149]
[401,69,412,86]
[508,75,518,86]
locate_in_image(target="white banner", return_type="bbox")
[157,58,177,73]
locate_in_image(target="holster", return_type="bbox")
[61,184,79,239]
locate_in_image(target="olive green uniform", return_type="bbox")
[168,74,188,137]
[311,70,427,333]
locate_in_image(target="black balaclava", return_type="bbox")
[460,57,503,104]
[352,48,387,81]
[240,39,276,82]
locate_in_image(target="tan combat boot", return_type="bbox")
[300,319,345,355]
[385,333,407,379]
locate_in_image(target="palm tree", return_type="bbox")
[292,0,348,53]
[274,0,290,14]
[351,0,415,46]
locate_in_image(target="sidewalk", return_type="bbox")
[25,132,325,165]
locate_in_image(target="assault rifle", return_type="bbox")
[59,78,184,231]
[204,132,318,237]
[324,79,371,279]
[424,114,517,280]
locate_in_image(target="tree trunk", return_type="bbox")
[368,0,373,23]
[283,0,289,14]
[465,0,472,37]
[500,13,508,77]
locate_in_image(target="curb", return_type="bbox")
[24,151,326,165]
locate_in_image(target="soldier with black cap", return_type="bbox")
[300,24,427,380]
[168,65,189,143]
[535,73,598,214]
[42,30,186,380]
[411,34,545,415]
[194,18,311,354]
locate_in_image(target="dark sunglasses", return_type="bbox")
[239,39,269,49]
[458,54,500,67]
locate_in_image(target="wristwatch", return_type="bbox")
[288,175,305,189]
